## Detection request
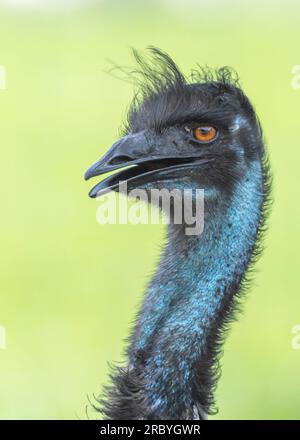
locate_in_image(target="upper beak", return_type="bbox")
[84,131,213,198]
[85,131,153,181]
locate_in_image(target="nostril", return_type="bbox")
[109,155,132,165]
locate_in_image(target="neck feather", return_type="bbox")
[101,160,267,420]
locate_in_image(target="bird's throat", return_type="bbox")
[128,161,265,419]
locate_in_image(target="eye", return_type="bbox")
[193,126,218,143]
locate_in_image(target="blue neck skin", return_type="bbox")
[128,161,264,418]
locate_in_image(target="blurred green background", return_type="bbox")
[0,0,299,420]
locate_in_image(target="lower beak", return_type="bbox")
[84,132,213,198]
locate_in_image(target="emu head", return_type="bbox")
[85,48,263,203]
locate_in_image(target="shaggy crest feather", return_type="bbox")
[112,47,248,135]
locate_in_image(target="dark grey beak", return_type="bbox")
[85,131,213,198]
[84,132,152,181]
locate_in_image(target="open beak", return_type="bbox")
[84,131,213,198]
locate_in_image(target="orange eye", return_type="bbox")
[193,126,217,143]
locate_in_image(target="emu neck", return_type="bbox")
[129,162,264,419]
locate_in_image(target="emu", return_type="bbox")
[85,48,271,420]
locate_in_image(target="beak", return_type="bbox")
[85,131,213,198]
